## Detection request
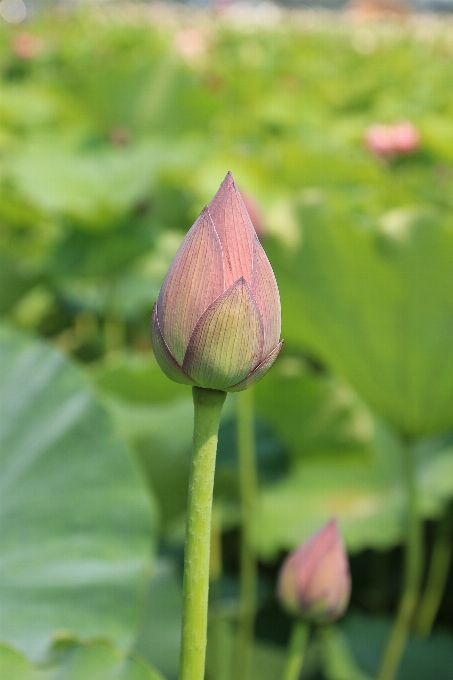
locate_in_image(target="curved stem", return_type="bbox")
[233,388,259,680]
[376,438,424,680]
[179,387,226,680]
[414,511,452,638]
[281,620,310,680]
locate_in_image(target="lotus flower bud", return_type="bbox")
[277,520,351,624]
[150,172,283,392]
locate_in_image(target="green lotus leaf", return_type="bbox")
[0,641,165,680]
[0,326,157,660]
[272,203,453,438]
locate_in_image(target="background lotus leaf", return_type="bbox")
[0,326,157,660]
[271,203,453,438]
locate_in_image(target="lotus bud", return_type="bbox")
[277,520,351,624]
[150,172,283,392]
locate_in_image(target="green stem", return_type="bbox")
[233,388,259,680]
[376,438,423,680]
[208,506,230,680]
[281,620,310,680]
[179,387,226,680]
[414,511,452,638]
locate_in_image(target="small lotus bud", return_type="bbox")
[151,172,283,392]
[277,520,351,624]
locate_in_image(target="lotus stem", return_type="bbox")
[376,437,423,680]
[415,511,452,638]
[179,386,226,680]
[281,620,310,680]
[233,387,259,680]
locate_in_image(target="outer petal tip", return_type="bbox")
[227,340,283,392]
[208,173,256,287]
[150,303,197,386]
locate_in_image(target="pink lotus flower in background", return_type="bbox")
[151,172,283,392]
[391,121,420,154]
[241,191,265,240]
[174,29,207,63]
[365,121,420,158]
[277,519,351,624]
[11,32,43,60]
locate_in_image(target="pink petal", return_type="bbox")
[208,172,256,288]
[227,340,284,392]
[158,209,225,364]
[150,303,197,386]
[182,278,264,390]
[250,237,281,358]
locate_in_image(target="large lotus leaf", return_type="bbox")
[271,202,453,439]
[135,559,183,679]
[92,353,193,531]
[0,641,164,680]
[256,422,453,558]
[254,355,372,465]
[8,139,159,228]
[92,353,236,533]
[0,326,157,661]
[341,613,453,680]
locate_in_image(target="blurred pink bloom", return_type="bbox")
[241,191,265,240]
[365,124,395,156]
[174,29,207,62]
[151,172,283,392]
[277,519,351,623]
[11,32,43,60]
[392,122,420,154]
[365,121,420,158]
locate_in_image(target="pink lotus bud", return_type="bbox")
[150,172,283,392]
[277,520,351,624]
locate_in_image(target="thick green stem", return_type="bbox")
[415,512,452,638]
[376,438,423,680]
[281,620,310,680]
[233,388,259,680]
[179,387,226,680]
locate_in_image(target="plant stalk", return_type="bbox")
[415,511,452,638]
[376,438,423,680]
[179,386,226,680]
[233,388,259,680]
[282,620,310,680]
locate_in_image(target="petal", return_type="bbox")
[250,236,281,358]
[150,303,197,386]
[227,341,284,392]
[182,278,264,390]
[157,209,225,364]
[208,172,256,288]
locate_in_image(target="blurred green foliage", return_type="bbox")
[1,5,452,679]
